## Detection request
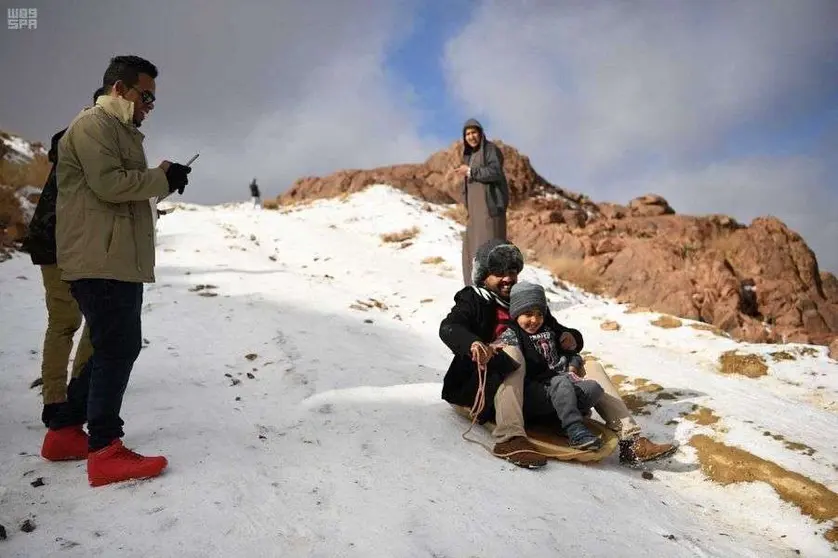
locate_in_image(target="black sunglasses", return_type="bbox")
[131,86,156,105]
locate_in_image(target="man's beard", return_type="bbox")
[488,284,511,301]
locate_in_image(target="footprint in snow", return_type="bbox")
[157,516,178,532]
[360,442,375,458]
[56,537,80,549]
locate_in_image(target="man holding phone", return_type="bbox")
[151,153,198,243]
[42,55,191,487]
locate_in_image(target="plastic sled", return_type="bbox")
[451,404,618,463]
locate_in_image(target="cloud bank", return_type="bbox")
[0,0,438,204]
[443,0,838,271]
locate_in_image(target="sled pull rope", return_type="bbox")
[461,360,546,461]
[460,360,491,451]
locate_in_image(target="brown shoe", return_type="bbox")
[493,436,547,469]
[619,436,678,466]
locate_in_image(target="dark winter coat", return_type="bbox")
[250,181,260,197]
[461,119,509,219]
[502,316,585,385]
[20,129,66,265]
[439,286,585,421]
[439,286,520,422]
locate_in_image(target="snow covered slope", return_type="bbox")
[0,185,836,557]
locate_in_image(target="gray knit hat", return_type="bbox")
[471,239,524,285]
[509,281,548,320]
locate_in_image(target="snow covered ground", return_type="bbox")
[1,185,836,557]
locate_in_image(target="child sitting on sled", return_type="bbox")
[494,281,604,450]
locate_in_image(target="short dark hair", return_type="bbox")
[93,87,105,102]
[102,55,158,93]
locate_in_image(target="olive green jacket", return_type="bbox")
[56,95,170,283]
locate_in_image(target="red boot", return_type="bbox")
[87,440,168,487]
[41,426,89,461]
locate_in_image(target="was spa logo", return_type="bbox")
[7,8,37,30]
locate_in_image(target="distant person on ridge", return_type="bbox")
[43,54,191,487]
[249,178,261,208]
[21,86,104,428]
[453,119,509,287]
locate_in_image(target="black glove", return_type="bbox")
[165,163,192,195]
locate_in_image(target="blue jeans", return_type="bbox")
[50,279,143,451]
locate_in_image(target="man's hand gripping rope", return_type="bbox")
[460,342,546,461]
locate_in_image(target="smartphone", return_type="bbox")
[185,153,200,167]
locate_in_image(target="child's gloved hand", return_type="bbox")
[568,360,586,382]
[559,331,577,351]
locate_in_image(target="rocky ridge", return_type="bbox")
[279,140,838,359]
[0,130,47,259]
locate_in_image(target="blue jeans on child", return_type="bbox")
[524,375,604,428]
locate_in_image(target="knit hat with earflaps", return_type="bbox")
[509,281,548,320]
[471,239,524,286]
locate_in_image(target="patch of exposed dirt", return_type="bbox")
[689,323,728,337]
[679,404,700,418]
[797,346,819,358]
[718,351,768,378]
[633,379,664,393]
[349,298,389,312]
[620,394,654,415]
[597,369,694,416]
[762,431,817,457]
[421,256,445,265]
[600,320,621,331]
[610,374,628,386]
[685,406,721,426]
[651,315,683,329]
[608,375,659,415]
[380,227,419,243]
[770,351,796,362]
[690,434,837,546]
[441,205,466,225]
[624,305,653,314]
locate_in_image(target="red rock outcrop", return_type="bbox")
[278,139,838,354]
[1,130,48,260]
[283,140,594,210]
[0,186,25,261]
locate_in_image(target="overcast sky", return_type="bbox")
[1,0,836,271]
